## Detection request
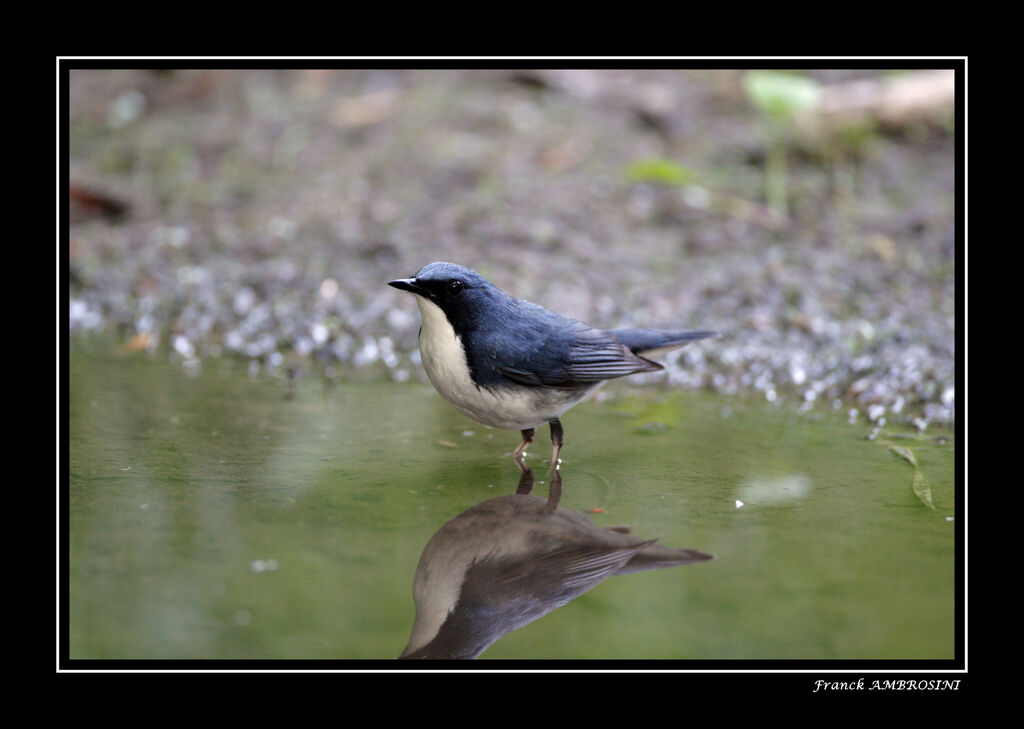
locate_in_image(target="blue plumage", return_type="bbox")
[389,262,717,467]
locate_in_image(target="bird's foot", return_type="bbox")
[510,427,535,460]
[548,444,562,471]
[513,451,531,475]
[514,459,535,493]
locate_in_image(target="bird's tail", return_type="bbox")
[614,541,715,574]
[607,328,718,358]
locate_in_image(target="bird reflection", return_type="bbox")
[399,462,714,659]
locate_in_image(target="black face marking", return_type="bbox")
[405,264,491,338]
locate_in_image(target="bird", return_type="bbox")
[399,468,714,659]
[389,262,716,468]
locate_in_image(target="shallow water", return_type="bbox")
[65,345,957,662]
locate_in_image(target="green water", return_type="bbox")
[65,346,957,661]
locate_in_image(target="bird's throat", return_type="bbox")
[416,295,474,393]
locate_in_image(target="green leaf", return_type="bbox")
[888,445,918,467]
[743,71,822,121]
[625,158,695,186]
[912,469,935,510]
[887,444,934,509]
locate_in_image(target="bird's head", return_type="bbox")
[389,262,499,330]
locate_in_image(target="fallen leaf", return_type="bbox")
[888,444,918,466]
[887,443,934,509]
[913,469,935,509]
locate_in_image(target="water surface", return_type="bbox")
[65,346,957,661]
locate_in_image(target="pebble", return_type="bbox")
[67,69,956,428]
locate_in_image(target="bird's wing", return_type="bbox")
[536,541,658,590]
[484,540,656,593]
[496,325,661,389]
[562,332,664,383]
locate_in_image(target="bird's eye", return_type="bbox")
[447,280,465,296]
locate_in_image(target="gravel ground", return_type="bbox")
[66,67,957,429]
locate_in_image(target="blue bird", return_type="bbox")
[389,262,716,467]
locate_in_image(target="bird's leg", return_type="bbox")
[512,427,535,459]
[515,460,534,494]
[548,418,564,469]
[543,467,562,512]
[513,449,531,476]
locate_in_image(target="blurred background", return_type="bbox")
[66,67,957,430]
[64,65,960,663]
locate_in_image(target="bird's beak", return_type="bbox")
[388,278,428,297]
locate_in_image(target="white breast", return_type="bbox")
[415,296,593,430]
